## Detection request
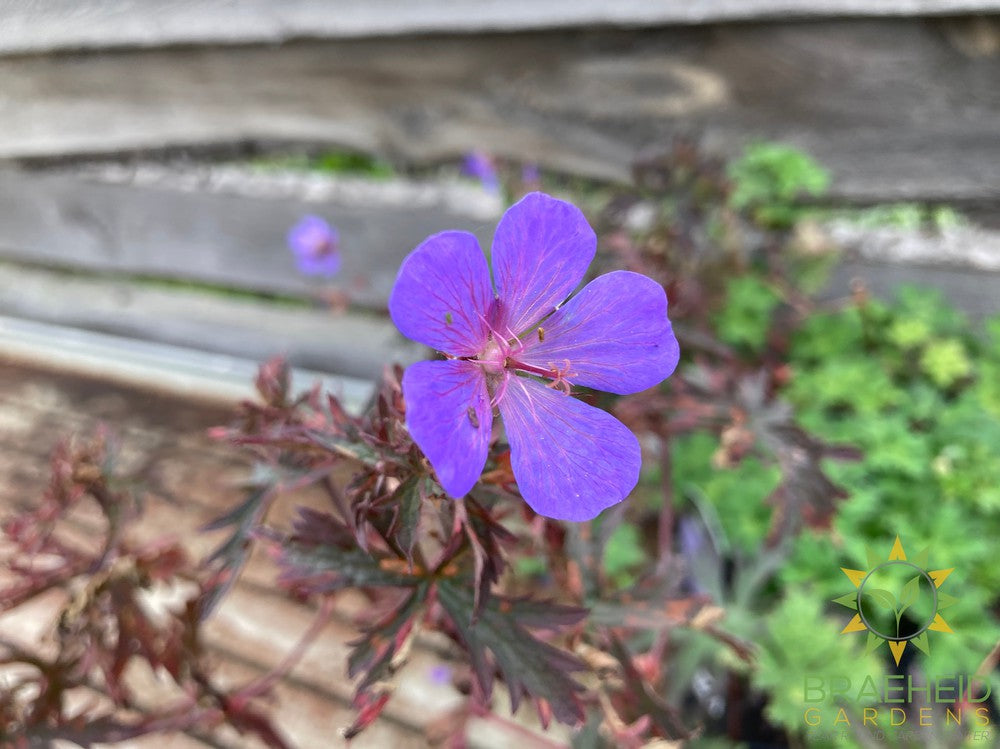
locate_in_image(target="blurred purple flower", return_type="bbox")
[678,515,705,558]
[521,163,541,189]
[461,150,499,193]
[287,215,341,277]
[427,664,453,686]
[678,515,708,594]
[389,192,680,521]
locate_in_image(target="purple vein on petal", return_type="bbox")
[517,271,680,395]
[402,360,493,498]
[389,231,495,357]
[498,377,640,521]
[491,192,596,337]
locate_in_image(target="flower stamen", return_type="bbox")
[545,360,576,395]
[501,357,577,394]
[475,315,575,401]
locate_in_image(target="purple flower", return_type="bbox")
[461,150,500,193]
[521,163,541,189]
[287,215,341,277]
[389,192,679,521]
[427,664,453,686]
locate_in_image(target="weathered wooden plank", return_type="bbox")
[0,166,459,376]
[0,314,377,405]
[3,179,1000,387]
[826,259,1000,321]
[0,259,425,382]
[2,0,1000,56]
[1,21,998,203]
[0,167,494,306]
[828,222,1000,271]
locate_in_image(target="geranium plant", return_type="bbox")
[8,145,979,748]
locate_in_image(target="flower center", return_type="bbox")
[305,235,334,259]
[473,331,577,402]
[478,338,508,373]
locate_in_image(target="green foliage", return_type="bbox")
[623,145,996,744]
[602,522,647,588]
[933,393,1000,513]
[513,554,548,578]
[728,143,830,228]
[788,307,865,364]
[832,203,966,232]
[671,432,779,556]
[984,315,1000,354]
[713,276,782,351]
[785,358,903,420]
[671,273,1000,742]
[250,149,394,178]
[919,338,971,388]
[931,205,965,230]
[768,284,1000,723]
[887,317,932,349]
[752,590,880,737]
[975,359,1000,417]
[608,141,998,743]
[894,285,968,337]
[312,150,395,177]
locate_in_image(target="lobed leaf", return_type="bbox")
[347,585,427,694]
[436,579,586,726]
[389,475,426,565]
[200,483,275,616]
[278,543,418,595]
[461,498,517,619]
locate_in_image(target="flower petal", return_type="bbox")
[402,360,492,497]
[296,252,341,277]
[389,231,494,357]
[498,377,640,521]
[516,271,680,395]
[491,192,596,336]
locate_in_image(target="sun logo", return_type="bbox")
[834,536,957,666]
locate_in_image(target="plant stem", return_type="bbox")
[656,432,675,577]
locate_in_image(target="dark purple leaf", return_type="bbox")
[278,541,418,595]
[200,483,276,616]
[462,499,517,620]
[287,506,355,549]
[255,355,291,407]
[495,597,589,630]
[222,698,294,749]
[389,476,426,565]
[733,373,858,544]
[347,585,427,694]
[436,579,585,726]
[762,423,855,544]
